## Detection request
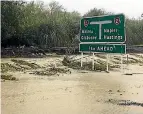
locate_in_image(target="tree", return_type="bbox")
[84,8,111,17]
[1,1,25,47]
[2,1,142,48]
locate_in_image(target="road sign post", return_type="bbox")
[106,54,109,72]
[120,54,123,73]
[79,14,126,72]
[92,53,95,70]
[81,52,83,67]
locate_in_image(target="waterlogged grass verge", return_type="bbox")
[11,59,40,69]
[1,73,17,81]
[1,59,41,73]
[32,67,71,76]
[112,56,143,65]
[1,63,23,72]
[62,57,119,71]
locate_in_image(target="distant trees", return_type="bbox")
[1,1,81,48]
[83,8,112,17]
[126,19,143,45]
[1,1,143,48]
[1,1,26,47]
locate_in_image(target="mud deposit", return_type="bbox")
[1,55,143,114]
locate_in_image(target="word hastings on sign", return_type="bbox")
[79,44,126,54]
[80,14,125,43]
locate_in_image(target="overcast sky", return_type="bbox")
[32,0,143,18]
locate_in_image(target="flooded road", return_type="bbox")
[1,56,143,114]
[2,71,143,114]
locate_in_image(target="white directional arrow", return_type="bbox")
[90,20,112,39]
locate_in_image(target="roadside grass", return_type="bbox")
[1,59,41,73]
[1,58,70,78]
[95,54,106,59]
[11,59,40,69]
[1,73,17,81]
[1,59,42,81]
[62,57,120,71]
[31,67,70,76]
[1,63,23,72]
[113,56,143,65]
[133,54,143,60]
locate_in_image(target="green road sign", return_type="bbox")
[79,43,126,54]
[80,14,125,43]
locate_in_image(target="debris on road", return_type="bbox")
[1,73,17,81]
[31,67,71,76]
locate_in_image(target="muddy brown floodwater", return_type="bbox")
[1,57,143,114]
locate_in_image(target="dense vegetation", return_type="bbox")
[1,1,143,48]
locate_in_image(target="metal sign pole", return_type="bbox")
[95,53,97,70]
[124,54,132,75]
[127,54,129,73]
[81,52,83,67]
[106,54,109,72]
[92,53,94,70]
[120,54,123,73]
[123,54,124,73]
[126,54,132,75]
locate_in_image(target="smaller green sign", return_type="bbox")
[79,43,126,54]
